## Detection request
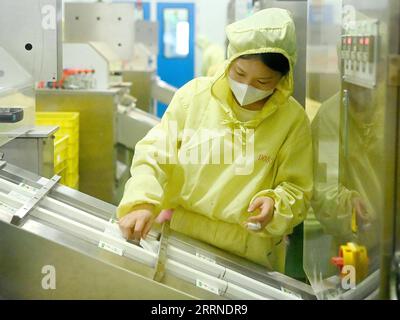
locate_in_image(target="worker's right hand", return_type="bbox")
[118,204,155,241]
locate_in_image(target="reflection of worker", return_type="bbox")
[196,35,225,77]
[310,91,377,248]
[118,8,313,272]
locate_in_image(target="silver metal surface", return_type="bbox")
[152,77,178,106]
[153,222,171,282]
[64,3,136,62]
[168,231,316,300]
[0,220,198,299]
[117,106,160,151]
[121,69,155,112]
[135,20,159,56]
[0,0,62,82]
[17,126,59,138]
[0,126,56,178]
[0,163,315,300]
[11,175,60,225]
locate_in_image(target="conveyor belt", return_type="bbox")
[0,163,316,300]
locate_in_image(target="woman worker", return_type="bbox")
[117,8,313,273]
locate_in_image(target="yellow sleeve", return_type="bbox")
[117,87,188,219]
[251,115,313,236]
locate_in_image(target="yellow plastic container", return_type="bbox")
[54,160,67,181]
[66,144,79,159]
[36,112,79,148]
[36,112,80,186]
[54,135,69,166]
[56,126,79,146]
[36,112,79,131]
[65,173,79,190]
[59,171,66,185]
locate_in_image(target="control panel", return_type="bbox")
[341,20,378,88]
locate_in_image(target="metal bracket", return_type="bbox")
[153,221,170,282]
[0,159,6,170]
[11,175,61,225]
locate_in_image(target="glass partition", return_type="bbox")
[304,0,400,299]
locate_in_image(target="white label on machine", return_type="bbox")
[195,252,216,264]
[8,191,30,203]
[37,177,49,186]
[280,286,302,299]
[196,279,220,295]
[98,240,124,256]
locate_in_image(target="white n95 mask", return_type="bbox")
[228,76,274,106]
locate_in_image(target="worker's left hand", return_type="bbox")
[244,197,275,230]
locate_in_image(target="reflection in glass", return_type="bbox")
[304,0,384,299]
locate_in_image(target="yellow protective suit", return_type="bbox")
[118,8,313,272]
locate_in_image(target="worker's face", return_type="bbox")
[228,57,283,91]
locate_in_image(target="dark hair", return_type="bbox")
[240,53,290,76]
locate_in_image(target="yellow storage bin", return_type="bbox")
[56,127,79,146]
[36,112,80,184]
[65,174,79,190]
[54,161,67,185]
[36,112,79,148]
[54,159,67,174]
[66,144,79,159]
[59,171,66,185]
[54,135,69,166]
[36,112,79,131]
[67,156,78,171]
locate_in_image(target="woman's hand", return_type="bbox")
[118,204,155,241]
[244,197,275,230]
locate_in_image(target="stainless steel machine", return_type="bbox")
[0,0,62,148]
[0,0,63,176]
[2,0,399,301]
[0,127,57,179]
[36,2,176,205]
[0,0,317,301]
[304,0,400,299]
[63,2,175,113]
[0,162,317,300]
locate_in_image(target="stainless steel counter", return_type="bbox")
[0,162,316,300]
